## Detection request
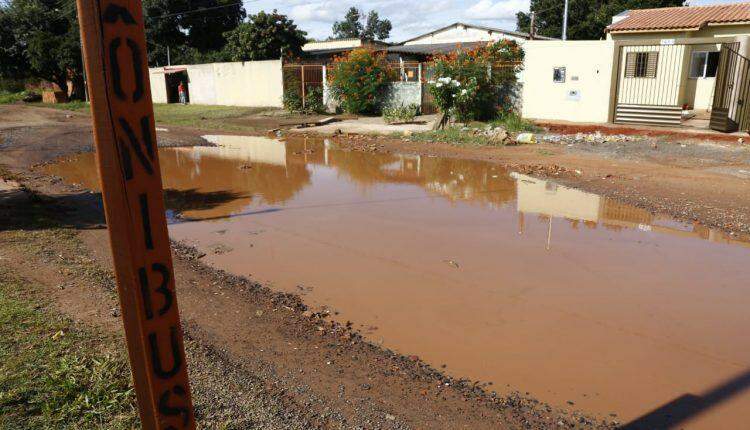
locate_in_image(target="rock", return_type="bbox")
[385,414,396,421]
[403,130,412,137]
[302,310,314,318]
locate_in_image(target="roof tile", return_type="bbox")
[607,3,750,32]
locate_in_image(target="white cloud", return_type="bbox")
[465,0,530,21]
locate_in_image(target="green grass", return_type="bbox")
[0,268,138,429]
[0,91,34,104]
[29,101,89,112]
[7,100,278,132]
[151,104,270,130]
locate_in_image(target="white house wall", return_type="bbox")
[404,26,525,45]
[521,40,616,123]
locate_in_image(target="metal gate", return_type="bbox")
[710,43,750,132]
[613,43,687,126]
[282,64,324,110]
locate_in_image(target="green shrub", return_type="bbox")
[0,90,41,104]
[304,86,326,114]
[283,87,304,113]
[382,103,419,124]
[328,49,394,115]
[283,85,326,114]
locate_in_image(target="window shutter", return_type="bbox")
[625,53,636,78]
[646,52,659,78]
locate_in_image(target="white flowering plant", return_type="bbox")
[426,40,524,121]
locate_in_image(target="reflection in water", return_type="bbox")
[511,172,747,249]
[44,135,750,429]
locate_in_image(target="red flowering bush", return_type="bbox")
[328,49,395,114]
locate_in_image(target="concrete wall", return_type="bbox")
[384,82,422,109]
[521,40,616,123]
[405,25,525,45]
[149,71,168,104]
[149,60,283,107]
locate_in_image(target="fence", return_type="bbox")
[282,61,522,115]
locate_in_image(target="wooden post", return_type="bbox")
[301,64,306,110]
[74,0,195,428]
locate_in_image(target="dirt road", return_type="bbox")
[1,104,615,429]
[3,103,750,428]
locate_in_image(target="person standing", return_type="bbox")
[178,81,187,105]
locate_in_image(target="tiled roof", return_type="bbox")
[607,2,750,32]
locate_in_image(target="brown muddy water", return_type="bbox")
[46,135,750,428]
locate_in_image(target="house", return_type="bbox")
[301,23,546,64]
[300,38,392,62]
[521,2,750,133]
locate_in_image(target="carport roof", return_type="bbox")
[607,3,750,33]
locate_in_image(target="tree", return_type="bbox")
[223,10,307,61]
[362,11,392,41]
[142,0,245,66]
[0,0,85,100]
[181,0,245,52]
[143,0,189,66]
[516,0,684,40]
[332,6,391,40]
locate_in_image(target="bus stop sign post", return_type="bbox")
[74,0,195,428]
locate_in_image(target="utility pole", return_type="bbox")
[167,46,171,66]
[530,11,536,40]
[562,0,569,40]
[75,0,196,427]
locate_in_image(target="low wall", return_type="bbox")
[521,40,616,123]
[384,82,421,109]
[149,60,284,107]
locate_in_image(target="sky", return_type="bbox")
[243,0,750,42]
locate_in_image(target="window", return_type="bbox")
[689,51,720,78]
[553,67,566,83]
[625,52,658,78]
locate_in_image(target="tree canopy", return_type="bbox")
[142,0,246,66]
[223,10,307,61]
[332,6,392,41]
[516,0,685,40]
[0,0,85,99]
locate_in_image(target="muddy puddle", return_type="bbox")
[45,135,750,428]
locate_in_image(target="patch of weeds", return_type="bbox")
[408,127,491,147]
[488,113,541,133]
[537,149,555,156]
[0,268,138,429]
[0,91,39,104]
